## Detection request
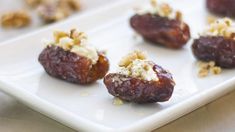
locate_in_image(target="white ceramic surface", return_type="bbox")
[0,0,235,131]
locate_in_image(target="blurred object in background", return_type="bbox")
[0,0,115,42]
[1,10,31,28]
[29,0,81,23]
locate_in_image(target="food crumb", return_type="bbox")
[198,68,209,77]
[207,16,216,24]
[210,66,222,75]
[197,61,222,77]
[113,97,124,105]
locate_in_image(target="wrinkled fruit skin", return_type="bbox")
[130,13,191,49]
[207,0,235,18]
[192,36,235,68]
[39,46,109,84]
[103,65,175,103]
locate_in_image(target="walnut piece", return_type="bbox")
[119,50,146,67]
[53,30,69,43]
[207,16,216,24]
[198,61,222,77]
[1,10,31,28]
[210,66,222,75]
[144,0,183,20]
[46,29,99,64]
[198,68,209,77]
[202,18,235,39]
[113,97,124,105]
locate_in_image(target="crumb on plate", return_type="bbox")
[113,97,124,105]
[198,61,222,77]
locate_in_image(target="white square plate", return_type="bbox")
[0,0,235,131]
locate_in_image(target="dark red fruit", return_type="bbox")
[39,46,109,84]
[130,13,190,49]
[207,0,235,18]
[103,65,175,103]
[192,36,235,68]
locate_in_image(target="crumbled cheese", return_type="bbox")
[137,0,182,20]
[202,18,235,39]
[198,68,209,77]
[118,51,158,81]
[197,61,222,78]
[71,45,98,64]
[46,29,99,64]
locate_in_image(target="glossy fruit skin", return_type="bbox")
[130,13,190,49]
[103,65,175,103]
[192,36,235,68]
[38,45,109,84]
[207,0,235,18]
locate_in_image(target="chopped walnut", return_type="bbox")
[202,18,235,39]
[119,50,146,67]
[198,68,209,77]
[1,10,31,28]
[176,11,182,21]
[118,51,158,81]
[197,61,222,77]
[158,3,173,17]
[70,29,87,44]
[136,0,183,20]
[54,30,69,43]
[210,66,222,75]
[46,29,98,64]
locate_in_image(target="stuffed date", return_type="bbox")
[207,0,235,18]
[192,18,235,68]
[103,50,175,103]
[38,29,109,84]
[130,0,190,49]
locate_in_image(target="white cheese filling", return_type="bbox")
[71,45,98,64]
[118,59,158,81]
[46,29,99,64]
[137,0,182,20]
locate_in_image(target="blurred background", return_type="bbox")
[0,0,113,42]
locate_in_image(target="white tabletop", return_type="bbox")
[0,0,235,132]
